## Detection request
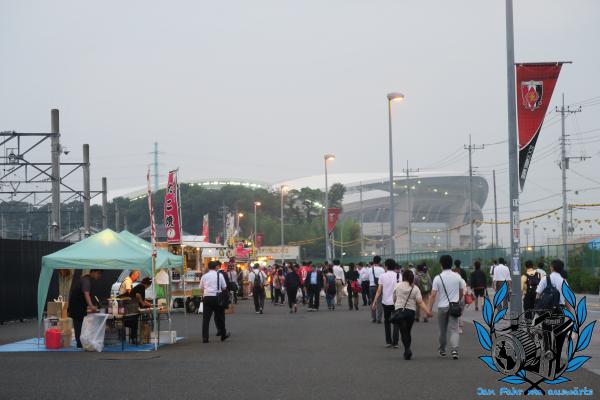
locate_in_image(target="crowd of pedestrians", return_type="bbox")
[198,253,568,363]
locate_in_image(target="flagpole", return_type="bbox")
[505,0,522,314]
[147,168,158,351]
[175,169,188,339]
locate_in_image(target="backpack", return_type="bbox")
[417,273,432,294]
[253,271,262,290]
[525,273,541,298]
[535,275,560,310]
[326,274,336,295]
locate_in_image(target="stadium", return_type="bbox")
[110,173,488,256]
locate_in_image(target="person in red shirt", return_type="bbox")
[299,261,313,305]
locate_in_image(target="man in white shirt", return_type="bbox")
[332,259,346,306]
[372,259,402,347]
[492,257,512,309]
[249,264,267,314]
[536,259,571,309]
[428,255,466,359]
[368,256,386,323]
[359,262,370,306]
[199,261,229,343]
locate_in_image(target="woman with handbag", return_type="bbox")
[391,269,432,360]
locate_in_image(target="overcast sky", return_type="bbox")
[1,0,599,246]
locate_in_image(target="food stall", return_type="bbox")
[37,229,183,351]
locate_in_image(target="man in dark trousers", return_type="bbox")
[306,265,325,311]
[199,261,230,343]
[68,269,103,348]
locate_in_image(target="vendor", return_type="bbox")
[68,269,103,348]
[131,277,153,308]
[119,270,140,296]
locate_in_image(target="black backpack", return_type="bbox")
[525,273,541,298]
[535,275,560,310]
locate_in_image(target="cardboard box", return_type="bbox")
[150,330,177,344]
[47,301,68,319]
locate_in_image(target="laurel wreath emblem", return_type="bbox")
[474,281,596,394]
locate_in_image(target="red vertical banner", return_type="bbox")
[163,170,182,244]
[202,214,209,242]
[146,169,157,255]
[327,208,340,234]
[256,233,264,248]
[516,63,563,190]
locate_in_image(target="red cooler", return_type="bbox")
[45,328,62,349]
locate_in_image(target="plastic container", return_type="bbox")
[45,328,62,349]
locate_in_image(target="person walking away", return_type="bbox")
[307,265,324,311]
[332,259,346,307]
[285,264,301,313]
[346,263,360,311]
[227,263,239,304]
[492,257,511,310]
[199,261,230,343]
[68,269,103,348]
[368,256,385,323]
[470,261,487,312]
[372,259,401,347]
[428,255,465,359]
[249,264,267,314]
[535,259,573,313]
[299,262,312,305]
[359,262,370,306]
[393,269,433,359]
[453,259,467,282]
[415,264,432,322]
[325,266,337,310]
[273,268,285,305]
[521,260,541,314]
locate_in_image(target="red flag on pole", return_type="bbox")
[516,63,563,189]
[327,208,341,234]
[202,214,209,242]
[163,170,182,244]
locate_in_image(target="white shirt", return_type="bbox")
[249,270,267,286]
[432,270,466,308]
[333,265,346,284]
[379,270,402,305]
[368,265,385,287]
[535,268,547,279]
[493,263,511,283]
[489,263,498,276]
[200,270,227,297]
[359,268,369,282]
[536,272,566,305]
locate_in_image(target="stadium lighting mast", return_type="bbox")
[387,92,405,257]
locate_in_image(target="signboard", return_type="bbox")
[163,170,182,244]
[256,246,300,260]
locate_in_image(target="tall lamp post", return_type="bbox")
[324,154,336,263]
[237,212,244,233]
[387,92,405,258]
[254,201,261,248]
[280,185,288,265]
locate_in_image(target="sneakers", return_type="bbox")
[423,318,429,323]
[393,345,399,349]
[385,344,392,348]
[404,350,412,360]
[259,309,263,314]
[439,350,447,357]
[255,311,260,314]
[451,350,459,360]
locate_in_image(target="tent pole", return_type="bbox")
[152,255,157,351]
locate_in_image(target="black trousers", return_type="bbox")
[202,296,225,340]
[308,285,320,309]
[72,316,84,348]
[361,281,370,305]
[347,284,359,309]
[300,285,307,304]
[287,287,298,308]
[253,288,265,312]
[383,304,399,345]
[397,309,416,354]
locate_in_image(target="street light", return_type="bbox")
[237,212,244,232]
[387,92,405,258]
[280,185,288,265]
[253,201,261,247]
[324,153,335,262]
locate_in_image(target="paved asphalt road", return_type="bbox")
[1,299,598,400]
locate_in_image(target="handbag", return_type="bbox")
[390,286,414,324]
[439,275,462,318]
[216,271,230,309]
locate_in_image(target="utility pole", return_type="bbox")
[50,109,61,241]
[402,161,419,260]
[493,169,499,249]
[82,144,91,237]
[556,93,582,269]
[359,182,364,256]
[115,205,120,232]
[464,134,484,264]
[101,177,108,229]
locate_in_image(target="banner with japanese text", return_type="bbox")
[163,170,182,244]
[327,208,341,234]
[516,63,563,189]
